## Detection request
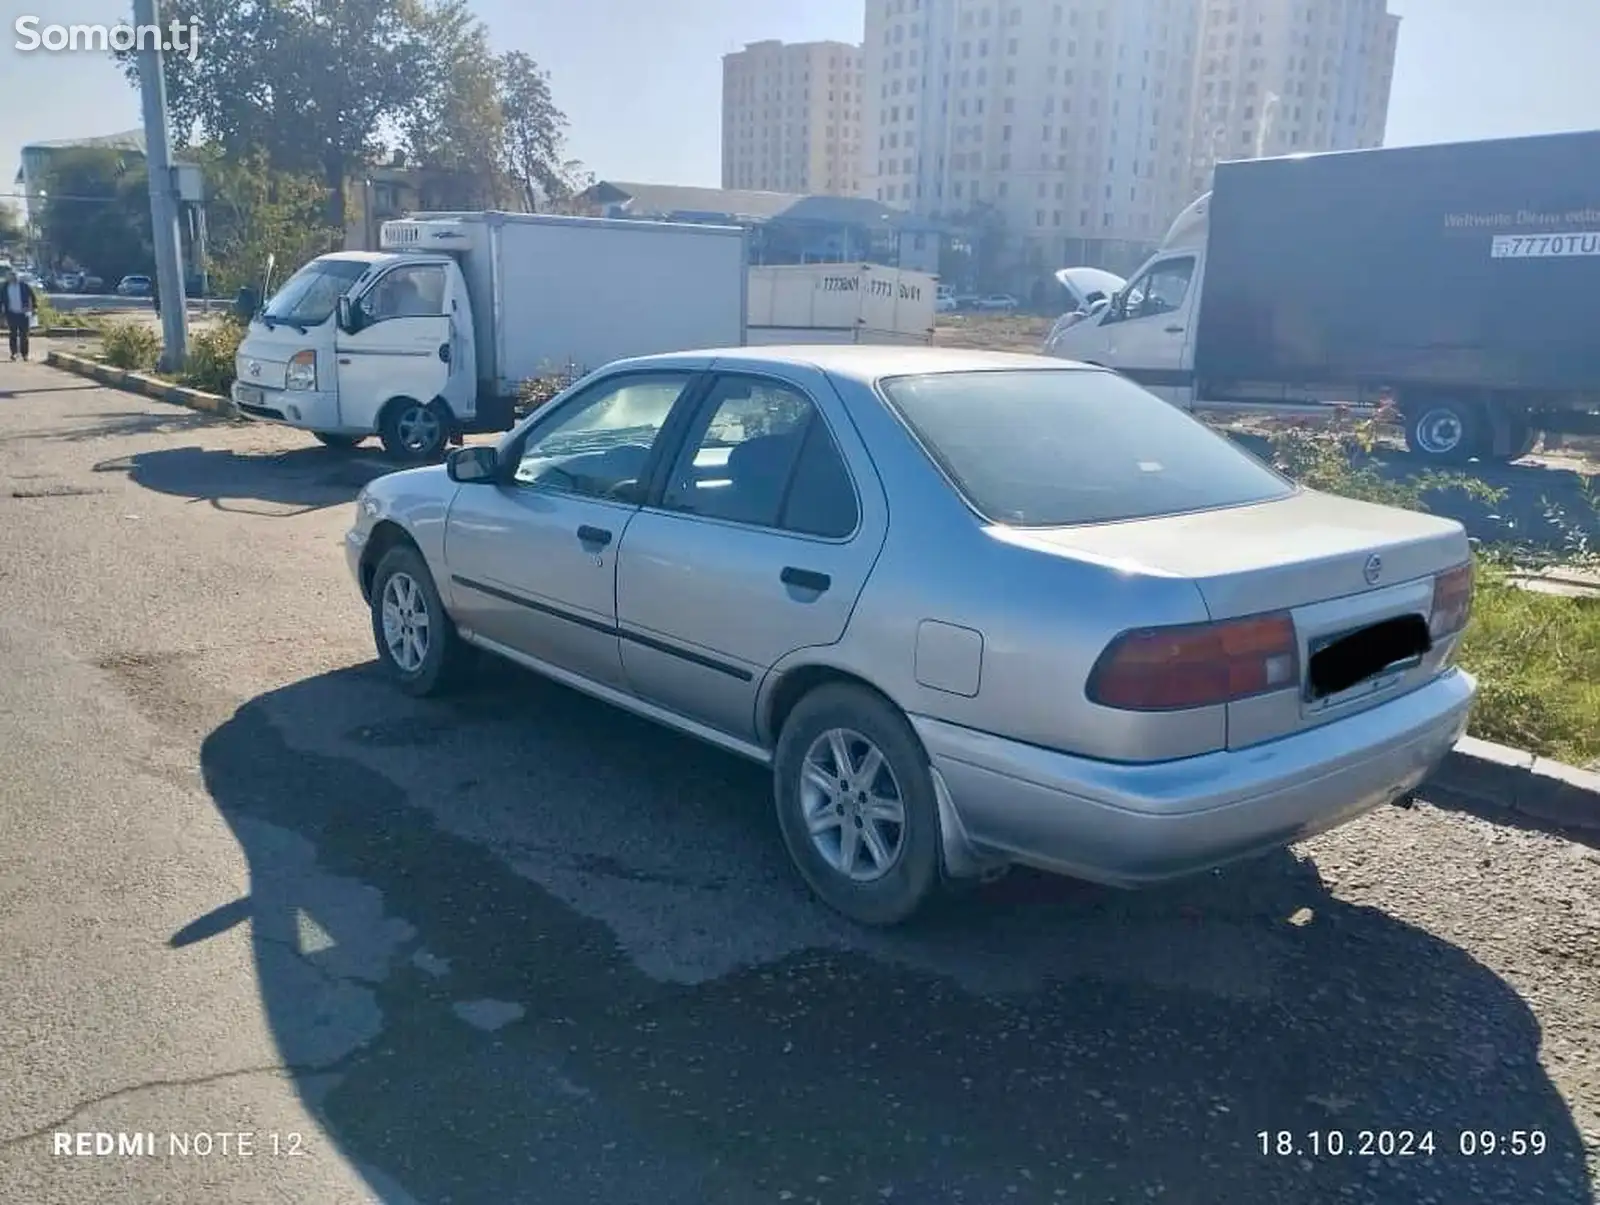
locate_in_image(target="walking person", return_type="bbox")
[2,269,37,362]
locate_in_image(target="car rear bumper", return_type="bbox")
[912,668,1475,886]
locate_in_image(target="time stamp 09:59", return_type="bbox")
[1259,1129,1548,1159]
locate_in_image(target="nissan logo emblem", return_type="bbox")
[1363,554,1383,586]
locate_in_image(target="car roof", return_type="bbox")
[612,344,1101,385]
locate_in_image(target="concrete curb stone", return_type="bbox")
[1426,736,1600,832]
[46,349,235,419]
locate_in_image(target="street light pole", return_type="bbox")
[133,0,188,371]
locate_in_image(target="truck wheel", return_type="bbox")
[379,398,450,462]
[313,432,363,450]
[1403,400,1484,464]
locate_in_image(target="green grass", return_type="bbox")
[1458,572,1600,765]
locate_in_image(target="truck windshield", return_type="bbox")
[262,259,369,325]
[877,369,1293,527]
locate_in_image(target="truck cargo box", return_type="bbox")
[384,212,748,393]
[746,263,936,345]
[1195,131,1600,394]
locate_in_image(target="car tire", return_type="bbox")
[773,683,942,927]
[369,544,469,697]
[1402,398,1486,464]
[313,432,363,450]
[379,397,451,462]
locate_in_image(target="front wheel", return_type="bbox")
[379,398,451,461]
[772,684,943,926]
[369,544,469,697]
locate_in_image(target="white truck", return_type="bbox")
[746,263,936,345]
[231,212,748,460]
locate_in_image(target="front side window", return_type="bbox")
[365,265,446,321]
[878,369,1292,527]
[1116,256,1195,321]
[514,372,696,501]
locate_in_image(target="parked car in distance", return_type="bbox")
[934,286,958,314]
[116,275,153,296]
[53,270,85,292]
[976,293,1020,311]
[82,274,105,293]
[346,346,1477,926]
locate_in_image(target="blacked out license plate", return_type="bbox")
[1307,614,1431,700]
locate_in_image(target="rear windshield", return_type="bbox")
[877,369,1293,527]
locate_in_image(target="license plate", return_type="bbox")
[235,385,264,406]
[1307,615,1431,701]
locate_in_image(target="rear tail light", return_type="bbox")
[1087,612,1299,712]
[1429,561,1474,639]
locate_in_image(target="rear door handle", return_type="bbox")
[338,357,351,365]
[1164,325,1185,334]
[781,566,831,593]
[576,524,612,547]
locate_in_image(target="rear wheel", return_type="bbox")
[379,398,450,461]
[369,544,469,697]
[772,684,942,926]
[313,432,363,449]
[1402,399,1485,464]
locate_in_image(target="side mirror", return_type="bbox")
[336,295,353,332]
[447,445,498,484]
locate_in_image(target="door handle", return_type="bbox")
[439,343,451,363]
[338,357,351,365]
[1164,325,1185,334]
[576,524,613,547]
[781,566,831,593]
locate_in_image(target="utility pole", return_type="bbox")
[133,0,188,371]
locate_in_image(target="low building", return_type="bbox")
[15,129,147,226]
[574,180,943,274]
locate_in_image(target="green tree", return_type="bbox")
[0,200,24,247]
[497,51,588,212]
[36,148,152,283]
[193,148,340,296]
[402,0,509,210]
[118,0,434,229]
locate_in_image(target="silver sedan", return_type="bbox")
[345,347,1477,925]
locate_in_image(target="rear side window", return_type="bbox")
[877,369,1293,527]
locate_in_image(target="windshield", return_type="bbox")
[262,259,369,325]
[878,369,1294,527]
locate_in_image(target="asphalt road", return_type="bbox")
[0,354,1596,1204]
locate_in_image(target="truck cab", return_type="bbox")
[233,248,481,460]
[1044,195,1209,410]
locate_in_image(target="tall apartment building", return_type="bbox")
[1185,0,1400,197]
[862,0,1398,275]
[722,40,864,196]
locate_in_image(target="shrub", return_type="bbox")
[181,316,247,395]
[100,321,161,372]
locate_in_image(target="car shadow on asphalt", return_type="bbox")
[181,661,1594,1205]
[93,444,403,514]
[2,410,216,443]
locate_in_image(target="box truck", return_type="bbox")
[746,263,936,345]
[1045,130,1600,463]
[231,212,748,460]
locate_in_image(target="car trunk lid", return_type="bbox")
[1018,489,1472,747]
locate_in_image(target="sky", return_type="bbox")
[2,0,1598,206]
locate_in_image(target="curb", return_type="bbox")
[46,349,234,418]
[41,326,99,338]
[1427,736,1600,833]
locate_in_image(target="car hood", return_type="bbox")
[997,489,1469,619]
[1054,267,1126,308]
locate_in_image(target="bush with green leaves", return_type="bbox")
[181,317,247,395]
[99,321,161,372]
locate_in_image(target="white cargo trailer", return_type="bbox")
[746,263,937,345]
[230,211,748,459]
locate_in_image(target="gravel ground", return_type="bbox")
[0,355,1595,1204]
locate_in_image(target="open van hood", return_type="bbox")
[1054,267,1126,309]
